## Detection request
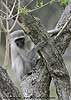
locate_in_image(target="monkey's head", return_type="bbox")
[10,30,34,50]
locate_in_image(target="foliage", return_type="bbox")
[36,0,44,8]
[35,0,69,8]
[58,0,69,7]
[18,0,69,15]
[19,7,29,15]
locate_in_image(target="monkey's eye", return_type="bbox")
[15,38,25,48]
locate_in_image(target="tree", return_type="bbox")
[0,0,71,100]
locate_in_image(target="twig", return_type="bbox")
[8,14,17,20]
[8,0,16,18]
[47,28,60,35]
[24,0,34,8]
[55,16,71,39]
[0,10,7,15]
[2,0,20,32]
[28,0,57,13]
[9,0,20,32]
[0,16,7,20]
[2,1,10,13]
[0,18,7,32]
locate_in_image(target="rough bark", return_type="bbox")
[54,3,71,55]
[0,66,22,100]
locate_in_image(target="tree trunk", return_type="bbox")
[0,66,22,100]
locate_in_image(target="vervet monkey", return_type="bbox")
[10,30,40,81]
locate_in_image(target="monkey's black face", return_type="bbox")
[15,37,25,48]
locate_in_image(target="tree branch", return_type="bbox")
[55,16,71,39]
[9,0,20,32]
[8,0,16,18]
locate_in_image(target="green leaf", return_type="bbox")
[19,8,29,15]
[36,0,44,8]
[59,0,69,7]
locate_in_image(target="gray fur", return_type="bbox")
[10,30,39,81]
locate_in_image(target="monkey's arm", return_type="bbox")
[28,41,46,57]
[28,41,46,65]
